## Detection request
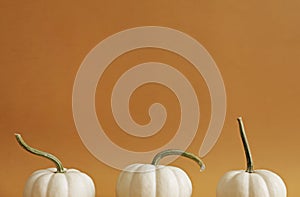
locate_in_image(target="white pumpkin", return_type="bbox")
[216,117,287,197]
[217,169,286,196]
[15,134,95,197]
[116,149,205,197]
[23,168,95,197]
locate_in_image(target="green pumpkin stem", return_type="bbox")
[151,149,205,171]
[15,133,66,173]
[237,117,254,173]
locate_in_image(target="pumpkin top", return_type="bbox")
[237,117,254,173]
[15,133,66,173]
[151,149,205,172]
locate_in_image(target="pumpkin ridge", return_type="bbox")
[129,164,145,197]
[64,171,71,197]
[154,165,157,197]
[115,168,125,197]
[247,172,251,197]
[82,171,96,196]
[259,173,271,197]
[169,167,180,197]
[231,171,247,196]
[28,171,49,196]
[256,170,284,196]
[117,164,141,197]
[217,171,244,196]
[70,171,84,196]
[78,170,95,196]
[155,165,161,197]
[46,172,56,197]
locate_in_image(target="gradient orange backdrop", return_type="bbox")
[1,0,300,196]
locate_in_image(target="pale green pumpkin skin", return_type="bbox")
[216,169,287,197]
[23,168,95,197]
[116,164,192,197]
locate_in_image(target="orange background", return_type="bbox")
[1,0,300,196]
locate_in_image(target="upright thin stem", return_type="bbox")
[237,117,254,173]
[151,149,205,171]
[15,133,66,173]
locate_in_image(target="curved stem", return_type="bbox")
[237,117,254,173]
[151,149,205,171]
[15,133,66,173]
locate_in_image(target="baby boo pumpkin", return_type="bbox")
[216,117,287,197]
[15,134,95,197]
[116,149,205,197]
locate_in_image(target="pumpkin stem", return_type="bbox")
[15,133,66,173]
[237,117,254,173]
[151,149,205,171]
